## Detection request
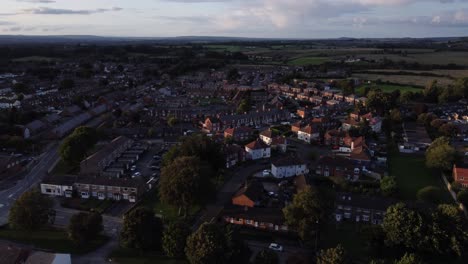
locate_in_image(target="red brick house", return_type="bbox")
[203,117,222,133]
[224,126,254,142]
[316,156,359,180]
[453,164,468,187]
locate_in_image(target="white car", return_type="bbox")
[132,172,141,178]
[268,243,283,252]
[130,165,137,171]
[262,170,271,177]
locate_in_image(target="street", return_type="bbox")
[247,240,312,264]
[0,143,60,226]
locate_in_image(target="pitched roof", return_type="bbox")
[260,129,273,138]
[272,155,305,167]
[245,139,269,150]
[233,181,264,202]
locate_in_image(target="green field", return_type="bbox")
[355,84,423,96]
[389,154,452,202]
[353,73,454,88]
[287,56,330,66]
[12,56,59,62]
[0,227,108,254]
[140,190,200,223]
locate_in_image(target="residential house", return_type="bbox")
[222,206,288,232]
[335,193,396,224]
[245,139,271,160]
[0,154,22,180]
[297,124,320,143]
[224,144,245,168]
[316,156,360,181]
[203,117,222,133]
[271,136,287,153]
[74,177,144,202]
[224,126,254,142]
[259,129,273,145]
[324,129,365,153]
[453,164,468,187]
[40,176,75,198]
[232,181,264,208]
[271,156,309,178]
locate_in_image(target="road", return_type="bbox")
[0,143,60,226]
[247,240,312,264]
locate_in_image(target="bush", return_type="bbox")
[417,186,442,204]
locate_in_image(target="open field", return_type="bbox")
[353,73,454,87]
[287,56,330,66]
[0,226,108,254]
[364,69,468,79]
[12,56,59,62]
[362,51,468,66]
[389,154,452,202]
[140,190,200,223]
[355,84,423,95]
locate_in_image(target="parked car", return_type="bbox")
[268,243,283,252]
[132,172,141,178]
[263,170,271,177]
[130,165,137,171]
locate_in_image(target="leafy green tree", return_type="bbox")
[438,123,459,138]
[237,99,251,114]
[457,189,468,206]
[227,68,240,82]
[382,203,426,250]
[120,207,163,250]
[283,187,334,241]
[185,223,228,264]
[162,221,191,258]
[425,137,456,170]
[167,115,179,127]
[424,80,440,103]
[67,212,103,245]
[394,253,423,264]
[59,126,98,165]
[9,190,54,230]
[429,204,468,257]
[160,156,211,216]
[453,77,468,98]
[417,186,441,204]
[380,176,398,197]
[255,249,279,264]
[317,244,347,264]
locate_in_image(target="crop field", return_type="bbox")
[287,56,330,66]
[353,73,454,87]
[355,84,423,95]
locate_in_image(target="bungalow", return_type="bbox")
[271,156,308,178]
[232,181,264,208]
[453,164,468,188]
[245,139,271,160]
[222,206,288,232]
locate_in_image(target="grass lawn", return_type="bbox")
[319,223,369,263]
[355,84,423,96]
[287,56,329,66]
[110,247,187,264]
[389,154,452,202]
[0,226,108,254]
[50,159,79,175]
[140,190,200,223]
[60,198,114,214]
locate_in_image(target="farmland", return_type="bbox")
[352,73,454,87]
[288,56,330,66]
[355,83,423,96]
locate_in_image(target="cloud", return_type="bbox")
[17,0,56,3]
[22,6,123,15]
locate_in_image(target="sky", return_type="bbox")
[0,0,467,38]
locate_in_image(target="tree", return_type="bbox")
[417,186,441,204]
[382,203,426,250]
[337,79,354,96]
[389,109,402,123]
[185,223,228,264]
[438,123,459,138]
[429,204,468,257]
[453,77,468,98]
[317,244,347,264]
[227,68,240,82]
[59,126,98,165]
[67,212,102,245]
[380,176,398,197]
[167,115,179,127]
[457,189,468,206]
[424,80,440,103]
[162,221,191,258]
[120,207,163,250]
[255,250,279,264]
[9,190,54,230]
[237,99,251,114]
[394,253,423,264]
[425,137,456,170]
[283,187,334,241]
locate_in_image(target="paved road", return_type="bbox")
[0,143,60,225]
[247,240,312,264]
[192,162,269,230]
